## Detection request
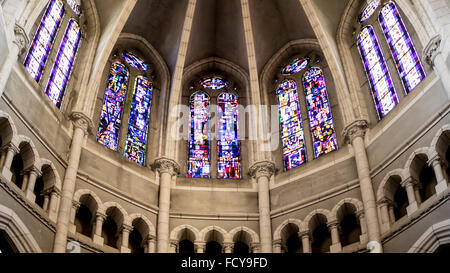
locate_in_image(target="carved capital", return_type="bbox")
[153,157,180,176]
[5,143,20,155]
[13,23,29,57]
[194,240,206,249]
[401,176,419,188]
[223,242,234,252]
[343,120,369,144]
[145,234,156,243]
[423,35,441,68]
[250,243,261,252]
[327,220,340,230]
[70,112,93,136]
[96,212,107,221]
[169,239,179,248]
[272,239,282,246]
[249,161,276,179]
[298,230,311,239]
[121,224,133,233]
[72,200,81,209]
[427,153,442,168]
[26,165,42,177]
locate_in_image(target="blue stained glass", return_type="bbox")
[188,92,210,178]
[66,0,81,16]
[281,58,310,75]
[302,68,338,158]
[357,25,399,119]
[277,80,307,171]
[24,0,65,82]
[96,62,129,151]
[45,19,81,108]
[358,0,381,23]
[124,76,153,165]
[122,51,149,71]
[217,93,240,179]
[200,77,228,90]
[379,1,426,93]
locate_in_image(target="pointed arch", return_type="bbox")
[273,218,303,241]
[170,224,200,242]
[228,226,260,244]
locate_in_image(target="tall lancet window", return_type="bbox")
[96,61,129,151]
[188,92,211,178]
[45,19,82,108]
[302,68,338,158]
[379,2,426,93]
[357,25,399,119]
[217,92,241,179]
[24,0,65,82]
[277,80,306,171]
[124,76,153,165]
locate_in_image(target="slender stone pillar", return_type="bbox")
[153,158,180,253]
[145,235,156,253]
[272,239,282,253]
[120,224,133,253]
[69,200,80,234]
[299,231,311,253]
[249,161,276,253]
[0,24,29,97]
[223,243,233,253]
[343,120,382,253]
[356,211,368,243]
[388,205,396,224]
[1,143,19,180]
[19,170,29,191]
[376,199,391,234]
[93,212,106,245]
[401,177,419,215]
[25,166,41,201]
[42,194,50,211]
[424,36,450,100]
[53,112,92,253]
[428,154,449,195]
[195,241,206,253]
[48,189,60,222]
[328,221,342,253]
[169,240,178,253]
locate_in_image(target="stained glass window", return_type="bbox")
[45,19,81,108]
[66,0,81,16]
[124,76,153,165]
[96,62,129,151]
[200,77,228,90]
[357,25,399,119]
[302,68,338,158]
[217,93,240,179]
[379,2,426,93]
[358,0,380,23]
[277,80,307,171]
[281,58,310,75]
[24,0,64,82]
[122,51,149,71]
[188,92,211,178]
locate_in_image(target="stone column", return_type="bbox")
[25,166,41,201]
[19,170,29,191]
[343,121,382,253]
[48,189,60,222]
[153,158,180,253]
[388,205,396,224]
[69,200,81,234]
[0,24,29,97]
[53,112,92,253]
[42,193,50,211]
[376,199,391,234]
[223,242,234,254]
[195,241,206,253]
[144,235,156,253]
[299,231,311,253]
[272,239,282,253]
[169,240,178,253]
[120,224,133,253]
[251,243,261,253]
[1,143,19,181]
[93,212,106,246]
[249,161,276,253]
[328,221,342,253]
[401,177,419,216]
[424,36,450,100]
[428,154,449,195]
[356,211,368,244]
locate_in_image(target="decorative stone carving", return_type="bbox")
[327,220,340,230]
[248,161,276,179]
[26,165,42,177]
[423,35,441,68]
[401,176,419,188]
[427,153,442,168]
[223,242,234,252]
[13,23,29,57]
[71,200,81,209]
[121,224,134,233]
[5,142,20,155]
[153,157,180,176]
[298,230,311,238]
[343,120,369,144]
[250,242,261,252]
[70,112,93,135]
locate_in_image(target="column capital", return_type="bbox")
[327,220,340,229]
[121,224,134,233]
[250,243,261,252]
[169,239,179,247]
[145,234,157,243]
[13,23,29,57]
[401,176,419,188]
[423,35,441,68]
[4,143,20,155]
[249,161,276,179]
[25,165,42,177]
[153,157,180,176]
[272,239,282,246]
[69,112,93,136]
[343,120,369,144]
[427,153,442,168]
[194,240,206,247]
[96,211,107,221]
[223,242,234,252]
[298,230,311,238]
[71,200,81,209]
[376,197,393,207]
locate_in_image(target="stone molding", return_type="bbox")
[25,165,42,177]
[153,157,180,176]
[13,23,29,57]
[342,120,369,144]
[401,176,419,188]
[248,161,276,179]
[427,153,442,168]
[423,35,441,68]
[70,112,93,136]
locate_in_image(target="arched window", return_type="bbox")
[357,25,399,119]
[188,92,211,178]
[96,61,129,151]
[276,80,306,171]
[45,18,82,108]
[217,92,241,179]
[124,76,153,165]
[302,68,338,158]
[24,0,65,82]
[379,2,426,93]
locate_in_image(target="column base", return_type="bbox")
[120,247,131,253]
[2,167,12,181]
[330,243,342,253]
[359,233,368,245]
[435,180,448,195]
[93,234,104,246]
[406,201,418,216]
[25,191,36,203]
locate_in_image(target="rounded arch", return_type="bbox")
[303,209,333,231]
[170,224,200,242]
[0,204,41,253]
[0,110,17,146]
[404,148,432,180]
[13,135,39,170]
[273,218,302,241]
[429,124,450,160]
[36,159,62,191]
[377,169,408,201]
[73,189,102,214]
[99,201,131,227]
[129,213,156,237]
[200,226,230,243]
[331,198,364,221]
[228,226,260,244]
[408,219,450,253]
